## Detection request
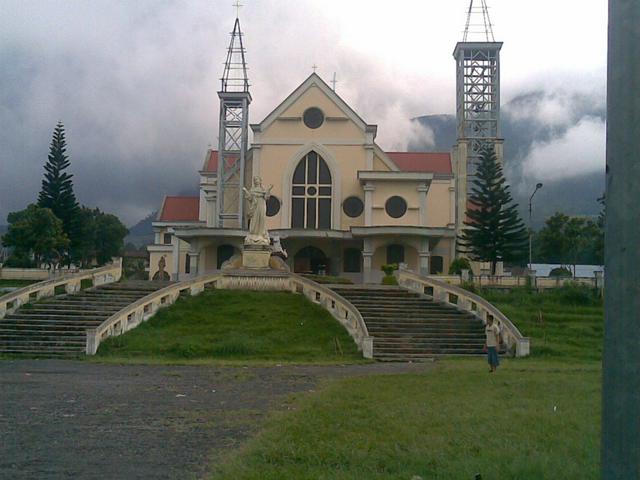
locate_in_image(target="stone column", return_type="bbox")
[188,251,200,277]
[362,238,373,284]
[364,183,375,227]
[418,184,429,226]
[448,184,456,227]
[172,236,180,281]
[419,238,431,276]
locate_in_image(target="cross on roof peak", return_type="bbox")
[233,1,243,18]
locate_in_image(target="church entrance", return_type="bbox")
[293,246,329,275]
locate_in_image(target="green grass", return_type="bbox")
[210,286,603,479]
[0,279,38,288]
[212,360,600,479]
[482,285,603,362]
[96,290,362,363]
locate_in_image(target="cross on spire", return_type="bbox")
[233,1,243,19]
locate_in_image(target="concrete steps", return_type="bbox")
[331,286,488,362]
[0,281,171,357]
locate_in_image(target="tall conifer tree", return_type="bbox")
[38,121,79,238]
[458,147,528,275]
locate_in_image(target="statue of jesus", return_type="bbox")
[243,176,273,245]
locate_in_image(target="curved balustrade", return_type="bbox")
[289,274,373,359]
[397,268,530,357]
[0,259,123,320]
[86,274,222,355]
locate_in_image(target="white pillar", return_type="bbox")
[448,184,456,227]
[172,236,180,281]
[189,252,200,277]
[418,184,430,226]
[364,183,375,227]
[362,238,373,284]
[419,238,431,276]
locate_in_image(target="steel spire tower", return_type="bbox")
[453,0,503,226]
[216,11,251,228]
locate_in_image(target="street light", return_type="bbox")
[529,182,544,272]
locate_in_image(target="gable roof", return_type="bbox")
[157,196,200,222]
[386,152,452,174]
[252,73,375,134]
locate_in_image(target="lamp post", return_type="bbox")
[528,182,543,272]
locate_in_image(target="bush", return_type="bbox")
[382,275,398,286]
[3,252,35,268]
[381,263,398,276]
[460,280,478,294]
[449,257,472,275]
[549,267,572,277]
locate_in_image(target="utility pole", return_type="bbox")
[528,182,543,272]
[602,0,640,478]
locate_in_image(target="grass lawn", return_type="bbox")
[211,285,603,479]
[96,290,363,363]
[0,279,38,288]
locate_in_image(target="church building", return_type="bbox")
[148,12,503,283]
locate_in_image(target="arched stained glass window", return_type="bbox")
[291,151,332,229]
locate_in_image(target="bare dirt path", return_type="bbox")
[0,360,429,480]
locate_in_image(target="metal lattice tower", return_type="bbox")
[216,16,251,228]
[454,0,502,193]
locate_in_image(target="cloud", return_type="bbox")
[522,116,606,182]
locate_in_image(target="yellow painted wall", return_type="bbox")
[426,181,453,227]
[371,182,421,225]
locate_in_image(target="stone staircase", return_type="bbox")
[0,281,171,357]
[330,285,487,361]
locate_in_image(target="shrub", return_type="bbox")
[381,263,398,276]
[382,275,398,286]
[460,280,478,294]
[549,267,572,277]
[552,282,601,306]
[449,257,472,275]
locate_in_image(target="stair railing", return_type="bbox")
[86,274,222,355]
[0,258,123,320]
[396,268,530,357]
[289,274,373,359]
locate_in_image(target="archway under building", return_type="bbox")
[293,246,329,275]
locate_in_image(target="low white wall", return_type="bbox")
[0,268,50,280]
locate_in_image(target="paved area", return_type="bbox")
[0,360,429,479]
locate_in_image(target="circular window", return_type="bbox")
[385,196,407,218]
[307,186,317,196]
[266,196,281,217]
[342,196,364,218]
[303,107,324,129]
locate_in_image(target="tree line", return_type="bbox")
[2,122,128,269]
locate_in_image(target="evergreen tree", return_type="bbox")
[37,121,79,239]
[458,147,528,275]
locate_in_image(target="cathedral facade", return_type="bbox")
[148,16,503,284]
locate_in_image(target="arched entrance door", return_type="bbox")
[294,246,329,274]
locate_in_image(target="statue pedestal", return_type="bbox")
[242,244,272,269]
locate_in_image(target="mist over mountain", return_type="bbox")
[411,89,606,227]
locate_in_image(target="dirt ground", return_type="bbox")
[0,360,429,479]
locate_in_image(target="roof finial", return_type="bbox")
[463,0,495,42]
[312,64,318,73]
[233,0,243,19]
[331,72,338,91]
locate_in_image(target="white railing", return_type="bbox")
[430,274,600,290]
[0,259,123,320]
[289,274,373,359]
[397,268,530,357]
[85,273,222,355]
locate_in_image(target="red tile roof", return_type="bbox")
[386,152,452,174]
[158,196,200,222]
[204,150,218,172]
[203,150,241,173]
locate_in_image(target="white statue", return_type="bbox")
[243,176,273,245]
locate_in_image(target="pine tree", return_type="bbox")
[38,121,79,238]
[458,147,528,275]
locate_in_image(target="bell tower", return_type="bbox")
[216,13,251,228]
[453,0,503,228]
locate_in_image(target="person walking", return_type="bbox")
[484,315,501,372]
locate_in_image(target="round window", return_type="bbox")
[385,196,407,218]
[342,196,364,218]
[303,107,324,129]
[266,196,281,217]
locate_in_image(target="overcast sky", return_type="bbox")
[0,0,607,225]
